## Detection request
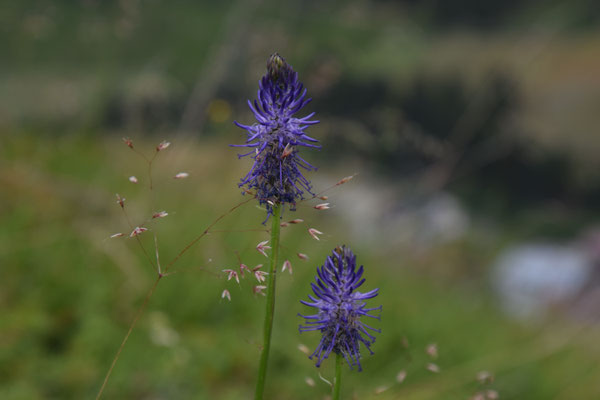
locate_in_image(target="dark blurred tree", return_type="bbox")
[318,70,600,219]
[376,0,600,29]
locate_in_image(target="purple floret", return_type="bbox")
[299,246,381,371]
[232,53,320,216]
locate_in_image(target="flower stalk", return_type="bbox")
[255,203,281,399]
[235,54,319,398]
[333,352,343,400]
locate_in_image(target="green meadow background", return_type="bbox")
[2,1,600,399]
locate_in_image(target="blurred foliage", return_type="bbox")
[2,133,600,400]
[2,0,600,221]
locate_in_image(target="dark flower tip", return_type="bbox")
[232,53,320,218]
[299,246,381,371]
[266,53,293,83]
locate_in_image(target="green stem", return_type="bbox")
[333,352,343,400]
[254,204,281,399]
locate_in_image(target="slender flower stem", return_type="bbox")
[255,204,281,399]
[333,352,343,400]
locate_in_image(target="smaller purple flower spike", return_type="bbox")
[299,246,381,371]
[232,53,320,217]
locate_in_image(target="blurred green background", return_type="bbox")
[3,0,600,399]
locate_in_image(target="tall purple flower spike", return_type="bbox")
[299,246,381,371]
[232,53,320,217]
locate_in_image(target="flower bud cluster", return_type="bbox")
[233,53,320,216]
[299,246,381,371]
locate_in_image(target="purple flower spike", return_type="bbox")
[299,246,381,371]
[232,53,320,217]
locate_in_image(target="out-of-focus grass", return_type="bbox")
[1,133,600,400]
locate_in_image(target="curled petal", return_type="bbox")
[130,227,148,237]
[253,285,267,296]
[152,211,168,219]
[308,228,323,241]
[156,140,171,151]
[222,269,240,284]
[256,241,271,257]
[282,260,293,274]
[174,172,189,179]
